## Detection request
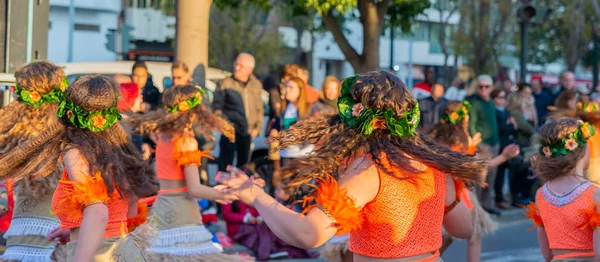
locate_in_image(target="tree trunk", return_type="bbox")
[177,0,212,70]
[566,0,584,72]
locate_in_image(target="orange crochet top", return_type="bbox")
[303,154,446,259]
[529,181,600,250]
[51,170,128,238]
[156,135,213,180]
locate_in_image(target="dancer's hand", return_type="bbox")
[218,168,265,205]
[213,185,238,205]
[48,227,70,245]
[468,132,482,147]
[501,144,520,160]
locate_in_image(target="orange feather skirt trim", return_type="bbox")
[301,175,364,235]
[128,201,150,232]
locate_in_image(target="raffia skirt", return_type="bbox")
[319,235,349,262]
[0,193,66,262]
[65,235,146,262]
[144,192,247,262]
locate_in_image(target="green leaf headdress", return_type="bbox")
[15,78,69,107]
[337,75,420,137]
[441,101,471,125]
[539,121,595,158]
[57,96,122,132]
[166,89,204,113]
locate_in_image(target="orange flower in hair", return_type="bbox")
[564,138,578,151]
[91,115,107,129]
[29,91,42,103]
[582,124,593,139]
[178,101,190,112]
[450,112,459,122]
[352,103,364,117]
[372,118,387,130]
[542,146,552,157]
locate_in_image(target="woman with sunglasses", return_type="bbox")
[468,74,502,215]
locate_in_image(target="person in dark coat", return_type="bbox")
[491,89,516,209]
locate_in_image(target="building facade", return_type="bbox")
[48,0,120,63]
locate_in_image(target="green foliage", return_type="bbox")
[208,4,290,75]
[387,0,431,32]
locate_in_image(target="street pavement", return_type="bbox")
[280,210,542,262]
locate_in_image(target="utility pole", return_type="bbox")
[517,1,536,82]
[389,26,394,70]
[176,0,212,71]
[593,17,599,89]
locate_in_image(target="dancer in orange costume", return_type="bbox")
[523,118,599,261]
[1,75,156,261]
[429,101,520,261]
[0,61,70,262]
[127,84,247,262]
[218,71,488,261]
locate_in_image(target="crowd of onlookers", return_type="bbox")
[415,67,589,216]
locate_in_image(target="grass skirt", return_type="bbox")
[144,192,247,262]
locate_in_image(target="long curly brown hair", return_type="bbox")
[0,61,65,200]
[0,75,156,199]
[126,84,235,141]
[428,101,470,152]
[532,118,588,181]
[272,71,488,193]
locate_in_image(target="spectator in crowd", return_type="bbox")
[298,66,320,104]
[312,75,340,116]
[501,78,513,94]
[418,83,447,132]
[269,64,300,130]
[552,71,576,104]
[172,61,192,86]
[272,77,314,166]
[444,78,467,101]
[555,89,579,111]
[591,84,600,103]
[213,53,264,171]
[530,76,551,124]
[114,74,141,113]
[131,61,162,111]
[468,74,500,215]
[413,66,443,100]
[491,89,517,210]
[506,85,537,147]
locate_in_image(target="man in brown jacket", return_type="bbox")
[213,53,264,171]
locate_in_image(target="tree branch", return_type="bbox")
[377,0,392,25]
[322,10,362,70]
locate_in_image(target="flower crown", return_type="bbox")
[15,78,69,107]
[167,89,204,113]
[540,121,595,158]
[577,102,599,113]
[337,75,420,137]
[441,101,471,125]
[57,97,122,132]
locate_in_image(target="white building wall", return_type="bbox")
[47,0,120,63]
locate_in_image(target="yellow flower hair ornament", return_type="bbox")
[539,121,595,158]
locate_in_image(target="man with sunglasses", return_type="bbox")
[468,74,501,215]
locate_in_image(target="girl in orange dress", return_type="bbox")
[218,71,488,262]
[127,84,247,261]
[523,118,600,261]
[429,101,520,262]
[1,75,156,261]
[0,61,69,262]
